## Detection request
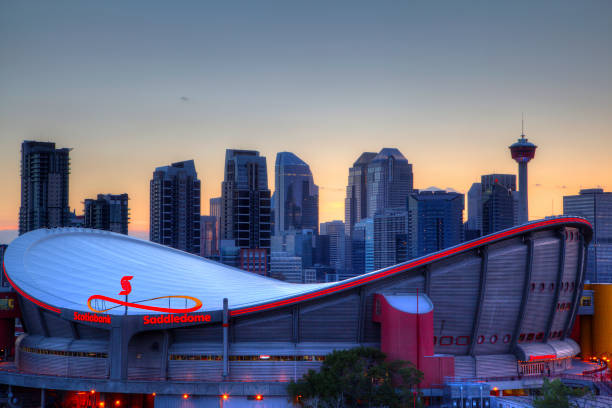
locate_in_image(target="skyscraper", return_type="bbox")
[210,197,221,255]
[509,128,537,224]
[466,182,482,237]
[373,209,408,270]
[367,148,414,218]
[482,182,516,235]
[320,220,346,274]
[407,188,464,258]
[564,189,612,282]
[274,152,319,235]
[200,215,217,258]
[351,217,374,276]
[19,141,71,235]
[150,160,201,255]
[220,150,271,267]
[345,152,377,236]
[84,194,129,235]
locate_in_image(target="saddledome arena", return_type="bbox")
[0,217,592,407]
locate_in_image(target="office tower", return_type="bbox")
[220,150,271,271]
[367,148,414,218]
[19,141,71,235]
[84,194,129,235]
[274,152,319,235]
[564,189,612,282]
[509,128,537,224]
[320,220,346,273]
[149,160,201,255]
[352,218,374,276]
[373,209,408,270]
[482,182,516,235]
[345,152,377,236]
[270,252,303,283]
[200,215,217,258]
[407,188,464,258]
[466,183,482,238]
[210,197,221,254]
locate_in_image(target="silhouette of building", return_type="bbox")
[149,160,200,254]
[564,188,612,282]
[482,181,516,235]
[408,188,464,258]
[19,141,71,235]
[84,194,129,235]
[274,152,319,235]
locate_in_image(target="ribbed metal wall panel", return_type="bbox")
[167,361,223,381]
[228,361,321,382]
[519,235,559,336]
[233,309,293,342]
[454,356,476,378]
[171,323,223,343]
[475,241,527,355]
[128,331,164,380]
[475,354,517,378]
[20,300,45,335]
[362,294,381,343]
[430,253,481,355]
[550,231,580,337]
[19,351,108,378]
[299,292,359,342]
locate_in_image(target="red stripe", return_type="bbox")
[2,262,61,314]
[230,217,591,317]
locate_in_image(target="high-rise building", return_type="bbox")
[509,128,537,224]
[351,217,374,276]
[200,215,218,258]
[367,148,414,218]
[564,188,612,282]
[408,188,464,258]
[466,183,482,238]
[149,160,201,255]
[482,182,516,235]
[84,194,129,235]
[320,220,346,273]
[220,150,271,271]
[209,197,221,255]
[345,152,377,236]
[19,141,71,235]
[373,209,408,270]
[274,152,319,235]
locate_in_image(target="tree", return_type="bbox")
[533,378,591,408]
[287,346,424,408]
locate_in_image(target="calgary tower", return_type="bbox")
[509,121,537,225]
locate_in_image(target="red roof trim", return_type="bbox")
[2,262,61,314]
[230,217,591,317]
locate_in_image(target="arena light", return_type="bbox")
[90,390,95,394]
[256,395,263,401]
[259,355,270,360]
[222,394,229,400]
[115,401,121,406]
[183,394,189,399]
[98,403,104,408]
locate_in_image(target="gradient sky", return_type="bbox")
[1,1,611,244]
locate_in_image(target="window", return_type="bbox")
[477,336,485,344]
[526,333,535,342]
[536,332,544,341]
[490,335,498,344]
[455,336,469,346]
[503,334,511,344]
[581,296,592,307]
[519,333,526,343]
[439,336,453,346]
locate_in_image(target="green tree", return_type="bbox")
[533,378,591,408]
[287,346,424,408]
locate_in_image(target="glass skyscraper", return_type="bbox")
[366,148,414,218]
[408,189,464,258]
[274,152,319,235]
[564,189,612,282]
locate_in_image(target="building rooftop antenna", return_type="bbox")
[521,112,525,138]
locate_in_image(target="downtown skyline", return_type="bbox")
[1,1,611,242]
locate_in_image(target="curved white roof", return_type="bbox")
[3,228,335,315]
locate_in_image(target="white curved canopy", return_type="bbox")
[4,228,335,315]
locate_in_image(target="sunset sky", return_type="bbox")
[1,1,611,244]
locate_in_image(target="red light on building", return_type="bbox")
[222,394,229,400]
[90,390,95,394]
[256,395,263,400]
[259,354,270,360]
[98,403,105,408]
[152,393,156,397]
[115,400,120,406]
[183,394,189,399]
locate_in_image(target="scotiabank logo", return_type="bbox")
[87,276,203,314]
[74,311,111,324]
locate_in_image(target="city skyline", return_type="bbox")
[1,1,611,243]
